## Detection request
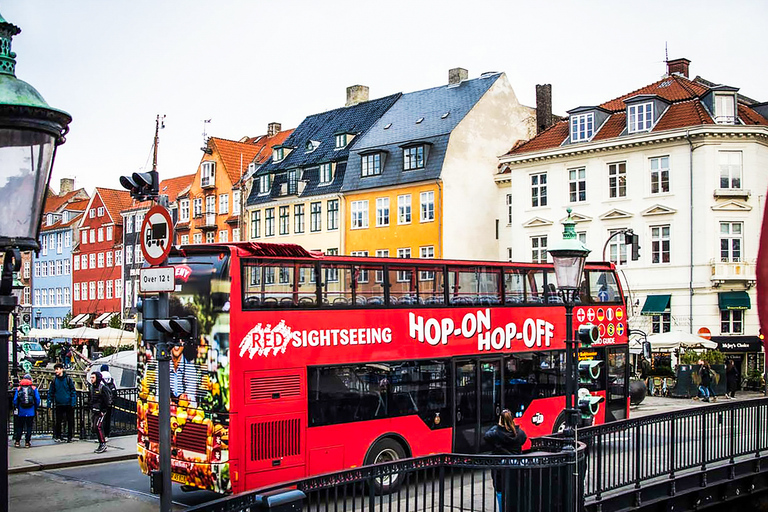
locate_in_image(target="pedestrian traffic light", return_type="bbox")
[153,316,199,344]
[624,230,634,245]
[578,360,603,383]
[120,170,159,201]
[577,324,599,347]
[136,297,161,345]
[577,387,605,422]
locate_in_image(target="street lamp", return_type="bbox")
[0,12,71,509]
[35,308,41,329]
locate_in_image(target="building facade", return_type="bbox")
[71,188,132,326]
[497,58,768,376]
[343,69,536,260]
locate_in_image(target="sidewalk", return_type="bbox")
[631,390,765,418]
[8,434,137,473]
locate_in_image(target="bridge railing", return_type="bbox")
[577,396,768,503]
[188,436,586,512]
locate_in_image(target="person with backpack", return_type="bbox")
[48,363,77,442]
[13,373,41,448]
[483,409,528,511]
[99,364,118,440]
[89,371,112,453]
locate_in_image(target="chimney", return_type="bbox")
[449,67,468,85]
[59,178,74,195]
[267,122,281,137]
[666,58,690,78]
[535,84,554,134]
[346,85,369,107]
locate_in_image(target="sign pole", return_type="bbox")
[157,288,171,512]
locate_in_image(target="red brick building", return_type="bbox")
[71,188,133,326]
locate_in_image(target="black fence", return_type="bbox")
[188,436,586,512]
[577,396,768,505]
[8,387,137,440]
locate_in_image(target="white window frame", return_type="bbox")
[715,94,736,124]
[375,249,389,283]
[651,225,671,264]
[531,172,547,207]
[219,194,229,214]
[219,230,228,243]
[232,191,241,215]
[193,198,203,217]
[89,281,96,300]
[608,162,627,198]
[206,231,215,243]
[570,113,594,142]
[258,174,271,195]
[720,221,742,262]
[608,229,627,266]
[201,161,216,187]
[719,151,742,189]
[568,167,587,203]
[106,251,112,267]
[319,163,332,185]
[628,102,653,133]
[106,280,113,300]
[73,283,79,302]
[720,309,743,334]
[397,194,412,224]
[232,228,240,242]
[181,234,189,245]
[193,233,202,244]
[351,200,369,229]
[126,215,134,234]
[650,156,670,194]
[531,235,547,263]
[180,199,190,222]
[376,197,390,227]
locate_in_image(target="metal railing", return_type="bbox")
[188,436,586,512]
[8,387,137,439]
[578,396,768,503]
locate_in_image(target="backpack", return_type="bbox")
[18,385,34,408]
[103,383,114,408]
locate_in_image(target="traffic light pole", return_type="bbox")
[156,289,172,512]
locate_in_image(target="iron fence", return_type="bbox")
[8,387,137,439]
[188,436,586,512]
[577,396,768,504]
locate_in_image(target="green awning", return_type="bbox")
[640,294,671,316]
[718,291,751,310]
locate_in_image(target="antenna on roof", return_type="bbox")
[202,119,211,143]
[665,42,668,64]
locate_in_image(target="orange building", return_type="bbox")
[177,123,292,245]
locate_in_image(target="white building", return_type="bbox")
[497,58,768,378]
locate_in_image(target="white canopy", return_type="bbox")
[94,327,136,348]
[642,330,718,352]
[59,326,101,340]
[25,328,59,339]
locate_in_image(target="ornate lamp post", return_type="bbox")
[35,307,41,328]
[0,12,71,508]
[548,209,590,509]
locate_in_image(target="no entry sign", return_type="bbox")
[140,205,174,265]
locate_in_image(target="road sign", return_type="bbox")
[140,267,176,293]
[141,205,174,266]
[697,327,712,340]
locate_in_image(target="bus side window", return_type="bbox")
[526,270,545,304]
[417,266,445,305]
[588,270,621,304]
[504,270,525,304]
[353,265,386,306]
[389,267,418,305]
[322,264,353,307]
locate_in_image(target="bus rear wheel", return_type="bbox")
[552,412,567,435]
[365,437,407,494]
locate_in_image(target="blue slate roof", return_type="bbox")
[342,73,500,192]
[246,93,401,206]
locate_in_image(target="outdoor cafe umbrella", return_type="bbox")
[644,330,718,352]
[58,326,101,340]
[94,327,136,348]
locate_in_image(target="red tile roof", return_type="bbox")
[95,188,134,225]
[505,73,766,157]
[65,199,89,212]
[159,173,194,202]
[42,188,89,214]
[207,129,294,185]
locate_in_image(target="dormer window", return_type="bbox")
[273,147,285,162]
[201,161,215,187]
[319,163,332,185]
[258,174,271,195]
[361,152,382,177]
[305,140,320,153]
[62,211,69,223]
[335,133,349,149]
[570,113,594,142]
[287,169,299,195]
[628,102,653,133]
[403,145,425,171]
[46,214,53,225]
[715,94,736,124]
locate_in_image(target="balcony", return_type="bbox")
[201,176,215,189]
[713,188,750,200]
[710,259,756,288]
[197,212,217,230]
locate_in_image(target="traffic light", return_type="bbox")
[153,316,199,344]
[136,297,161,345]
[577,324,599,347]
[578,360,603,383]
[120,170,159,201]
[630,234,640,261]
[577,387,605,424]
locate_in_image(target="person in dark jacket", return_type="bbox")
[698,360,712,402]
[48,363,77,442]
[725,360,739,399]
[89,371,112,453]
[483,409,528,511]
[13,373,41,448]
[100,364,117,439]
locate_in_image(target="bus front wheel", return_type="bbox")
[552,412,567,435]
[365,437,407,494]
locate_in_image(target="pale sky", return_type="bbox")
[5,0,767,194]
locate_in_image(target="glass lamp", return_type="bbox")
[548,208,591,291]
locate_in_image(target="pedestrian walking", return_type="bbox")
[100,364,117,440]
[89,371,112,453]
[639,355,651,389]
[725,360,739,399]
[13,373,41,448]
[48,363,77,442]
[483,409,528,511]
[698,360,712,402]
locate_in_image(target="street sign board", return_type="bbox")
[139,267,176,293]
[141,205,174,266]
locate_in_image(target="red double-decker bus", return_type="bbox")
[136,242,629,494]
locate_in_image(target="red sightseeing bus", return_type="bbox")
[136,242,629,494]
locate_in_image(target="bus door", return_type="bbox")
[453,358,502,454]
[605,346,629,421]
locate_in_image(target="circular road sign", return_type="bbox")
[141,205,174,266]
[697,327,712,340]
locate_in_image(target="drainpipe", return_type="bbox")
[686,131,695,334]
[437,180,444,258]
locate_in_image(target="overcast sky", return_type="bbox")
[5,1,767,193]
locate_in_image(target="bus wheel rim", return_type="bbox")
[375,448,400,486]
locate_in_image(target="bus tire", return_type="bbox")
[552,412,567,435]
[365,437,407,494]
